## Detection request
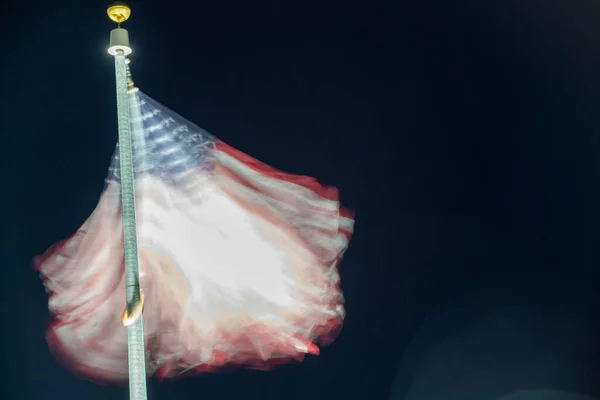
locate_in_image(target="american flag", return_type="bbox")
[35,90,354,381]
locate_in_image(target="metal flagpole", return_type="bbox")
[107,3,148,400]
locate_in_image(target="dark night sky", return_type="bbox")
[3,0,600,399]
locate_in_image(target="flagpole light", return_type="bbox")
[108,2,132,56]
[107,2,148,400]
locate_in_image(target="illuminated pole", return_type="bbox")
[107,3,148,399]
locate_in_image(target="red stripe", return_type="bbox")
[214,141,355,229]
[215,141,340,201]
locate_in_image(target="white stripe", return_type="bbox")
[216,175,350,262]
[212,150,340,212]
[339,216,354,232]
[217,173,341,233]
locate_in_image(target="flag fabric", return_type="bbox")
[34,90,354,382]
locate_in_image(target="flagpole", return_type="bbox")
[107,3,148,400]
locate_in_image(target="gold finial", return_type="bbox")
[107,2,131,27]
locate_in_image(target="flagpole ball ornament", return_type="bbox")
[107,2,132,55]
[107,2,131,24]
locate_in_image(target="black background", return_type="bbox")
[2,0,600,399]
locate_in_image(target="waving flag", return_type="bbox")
[35,90,354,381]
